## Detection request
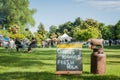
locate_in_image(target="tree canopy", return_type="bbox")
[0,0,120,42]
[0,0,36,30]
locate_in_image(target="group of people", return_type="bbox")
[15,37,37,53]
[0,35,37,53]
[104,39,120,46]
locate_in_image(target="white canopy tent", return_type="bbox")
[58,33,72,43]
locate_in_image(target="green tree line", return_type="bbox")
[0,0,120,44]
[0,0,35,39]
[49,17,120,41]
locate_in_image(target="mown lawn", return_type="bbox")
[0,46,120,80]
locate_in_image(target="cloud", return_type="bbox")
[73,0,120,10]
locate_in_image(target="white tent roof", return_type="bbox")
[58,33,72,41]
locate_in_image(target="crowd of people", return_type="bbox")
[0,35,37,53]
[104,39,120,46]
[1,34,120,53]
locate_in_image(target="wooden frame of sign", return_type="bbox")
[55,71,82,74]
[56,43,82,75]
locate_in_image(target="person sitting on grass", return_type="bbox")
[28,37,37,53]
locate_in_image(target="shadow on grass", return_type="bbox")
[0,55,54,67]
[33,50,56,55]
[61,74,120,80]
[104,45,120,49]
[107,61,120,65]
[0,72,120,80]
[0,48,56,55]
[107,54,120,59]
[0,48,56,69]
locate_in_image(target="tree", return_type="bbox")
[23,28,32,39]
[73,27,101,41]
[0,0,36,30]
[115,20,120,39]
[73,17,82,27]
[58,21,72,34]
[82,18,99,29]
[99,23,113,39]
[37,23,45,35]
[49,25,57,33]
[8,24,20,34]
[64,29,69,34]
[106,25,114,39]
[50,32,57,40]
[35,23,47,44]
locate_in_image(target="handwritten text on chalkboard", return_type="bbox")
[56,43,82,71]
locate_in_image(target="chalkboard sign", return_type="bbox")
[56,43,82,74]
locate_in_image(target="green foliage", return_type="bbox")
[23,28,32,39]
[99,23,113,39]
[56,17,102,40]
[73,27,101,41]
[84,18,99,28]
[0,29,25,39]
[115,20,120,39]
[34,32,43,44]
[50,32,57,39]
[8,24,20,34]
[49,25,57,33]
[34,23,49,44]
[37,23,45,35]
[9,33,25,39]
[0,0,36,30]
[73,17,82,27]
[63,29,69,34]
[0,29,10,36]
[58,21,73,34]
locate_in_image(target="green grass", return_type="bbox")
[0,46,120,80]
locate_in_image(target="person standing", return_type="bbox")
[109,39,112,46]
[28,37,37,53]
[15,38,22,52]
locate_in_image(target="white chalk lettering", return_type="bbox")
[67,64,79,70]
[57,60,75,65]
[57,49,76,55]
[61,54,78,59]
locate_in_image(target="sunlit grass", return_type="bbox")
[0,46,120,80]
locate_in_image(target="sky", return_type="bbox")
[29,0,120,32]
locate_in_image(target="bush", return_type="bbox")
[9,33,25,39]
